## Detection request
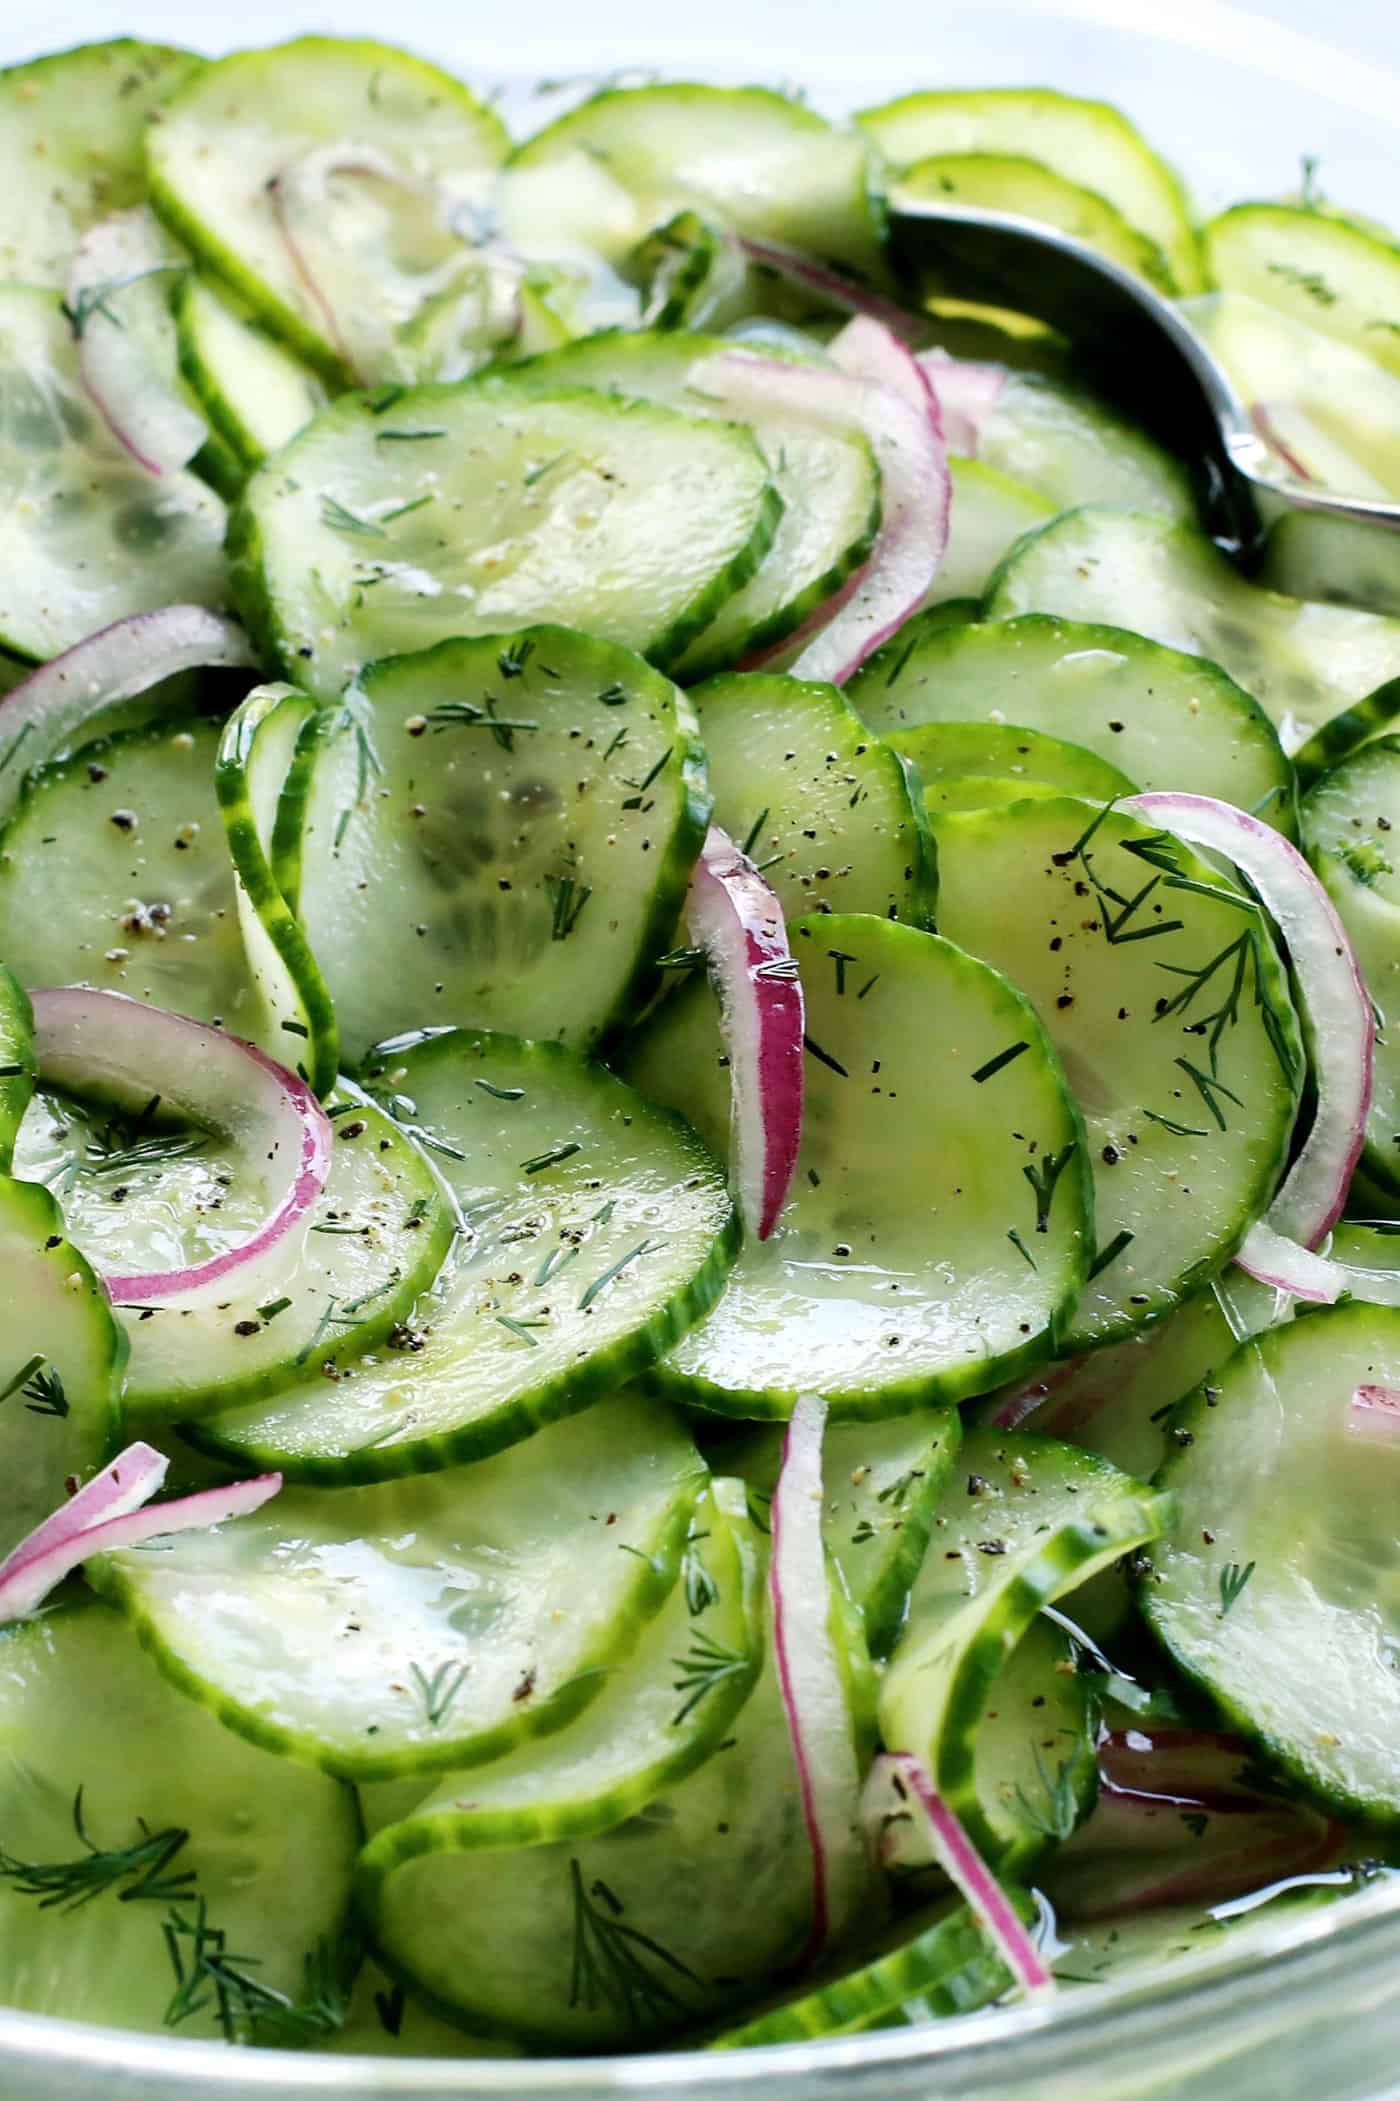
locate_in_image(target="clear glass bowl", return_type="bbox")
[2,0,1399,2093]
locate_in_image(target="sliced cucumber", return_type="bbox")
[935,458,1055,605]
[147,38,509,383]
[897,154,1172,288]
[285,628,708,1064]
[1204,204,1400,382]
[94,1393,704,1781]
[857,87,1203,294]
[32,1081,454,1425]
[174,275,328,471]
[331,1957,519,2057]
[880,1427,1169,1865]
[513,84,884,280]
[1146,1301,1400,1825]
[506,330,880,676]
[0,288,228,662]
[689,672,935,927]
[0,1599,358,2038]
[1301,736,1400,1196]
[930,797,1302,1347]
[0,1175,121,1560]
[984,508,1400,754]
[923,776,1068,815]
[730,1408,961,1658]
[230,378,780,697]
[970,373,1192,519]
[0,966,35,1171]
[627,912,1092,1417]
[894,720,1137,806]
[356,1479,759,1879]
[363,1642,813,2049]
[187,1028,736,1479]
[0,40,202,287]
[1295,679,1400,787]
[216,683,339,1095]
[626,211,749,333]
[852,613,1294,826]
[1261,513,1400,622]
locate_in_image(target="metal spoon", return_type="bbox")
[889,199,1400,608]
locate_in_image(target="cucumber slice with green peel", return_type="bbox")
[893,720,1137,804]
[355,1480,760,1881]
[934,459,1055,605]
[174,275,328,472]
[857,87,1203,295]
[0,717,252,1025]
[984,508,1400,755]
[0,289,229,663]
[0,1599,358,2039]
[970,373,1192,520]
[729,1408,961,1659]
[362,1640,814,2049]
[186,1027,736,1480]
[880,1427,1169,1866]
[1145,1301,1400,1826]
[627,911,1093,1418]
[626,211,750,333]
[216,684,339,1096]
[505,330,881,677]
[923,776,1068,815]
[1301,738,1400,1196]
[147,39,509,385]
[1204,204,1400,382]
[689,672,936,928]
[93,1393,704,1781]
[896,154,1172,289]
[1327,1220,1400,1294]
[1294,678,1400,788]
[929,797,1303,1349]
[513,84,885,281]
[1261,513,1400,622]
[0,40,203,288]
[331,1958,520,2057]
[54,1081,453,1425]
[0,966,35,1171]
[0,1175,122,1560]
[229,378,781,697]
[284,628,709,1065]
[707,1895,1027,2046]
[853,613,1294,828]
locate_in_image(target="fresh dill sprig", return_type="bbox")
[680,1526,718,1616]
[1012,1741,1091,1843]
[424,697,539,751]
[1218,1560,1256,1618]
[1022,1141,1078,1233]
[409,1659,470,1729]
[568,1860,700,2035]
[546,873,592,940]
[670,1631,750,1725]
[0,1790,194,1911]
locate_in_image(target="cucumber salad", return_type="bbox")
[0,28,1399,2064]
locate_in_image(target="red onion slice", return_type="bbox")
[684,825,803,1240]
[735,235,926,340]
[67,209,208,476]
[1348,1383,1400,1440]
[694,321,950,686]
[917,351,1007,456]
[0,1450,280,1625]
[30,989,332,1308]
[1126,792,1373,1290]
[770,1392,870,1964]
[863,1752,1054,1997]
[0,608,256,829]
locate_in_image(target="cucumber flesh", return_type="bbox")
[147,39,509,382]
[230,377,780,696]
[690,672,936,927]
[1146,1301,1400,1825]
[0,1175,121,1560]
[627,912,1093,1417]
[852,612,1294,827]
[93,1392,705,1780]
[0,1599,358,2038]
[506,330,881,676]
[286,628,709,1064]
[0,965,34,1171]
[857,87,1203,294]
[188,1028,737,1480]
[0,288,228,662]
[174,276,328,470]
[971,372,1192,520]
[880,1427,1168,1865]
[985,508,1400,754]
[892,719,1137,804]
[0,40,202,287]
[935,458,1054,605]
[896,153,1172,288]
[929,798,1303,1348]
[1204,204,1400,383]
[513,84,884,280]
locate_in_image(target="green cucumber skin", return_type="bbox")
[0,965,36,1172]
[91,1460,703,1786]
[1295,676,1400,789]
[214,686,341,1096]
